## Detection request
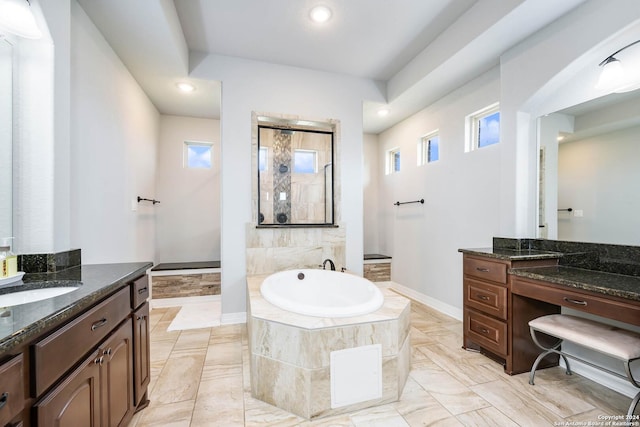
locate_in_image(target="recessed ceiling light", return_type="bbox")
[176,82,195,93]
[309,5,332,23]
[377,108,390,117]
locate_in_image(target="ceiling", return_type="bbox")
[76,0,587,134]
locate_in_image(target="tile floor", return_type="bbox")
[128,297,629,426]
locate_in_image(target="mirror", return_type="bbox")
[0,38,13,239]
[257,118,334,226]
[538,89,640,245]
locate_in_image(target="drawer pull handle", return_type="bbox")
[476,267,490,273]
[138,287,148,294]
[91,318,108,331]
[476,294,490,301]
[0,392,8,410]
[563,297,587,306]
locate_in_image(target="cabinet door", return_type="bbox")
[35,350,101,427]
[100,318,134,427]
[133,302,150,407]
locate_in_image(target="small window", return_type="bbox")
[386,148,401,174]
[185,141,212,169]
[293,149,317,173]
[258,147,268,172]
[418,132,439,165]
[466,103,500,151]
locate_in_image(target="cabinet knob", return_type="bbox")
[103,348,112,356]
[0,392,8,410]
[94,356,104,365]
[476,294,490,301]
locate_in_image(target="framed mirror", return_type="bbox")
[537,88,640,245]
[257,118,335,227]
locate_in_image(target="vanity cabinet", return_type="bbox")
[462,253,559,374]
[0,354,24,426]
[1,270,150,427]
[34,318,133,427]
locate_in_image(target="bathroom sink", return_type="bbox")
[0,286,79,307]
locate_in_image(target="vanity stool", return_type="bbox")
[528,314,640,417]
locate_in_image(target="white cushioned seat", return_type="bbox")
[529,314,640,361]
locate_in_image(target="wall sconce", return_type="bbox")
[596,39,640,92]
[0,0,42,39]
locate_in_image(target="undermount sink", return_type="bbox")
[0,286,78,307]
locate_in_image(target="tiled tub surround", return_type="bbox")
[246,223,346,275]
[148,261,221,299]
[246,274,411,420]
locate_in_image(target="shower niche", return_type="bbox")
[256,116,335,227]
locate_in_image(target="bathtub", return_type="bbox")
[260,269,384,317]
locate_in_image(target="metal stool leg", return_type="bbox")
[529,328,570,385]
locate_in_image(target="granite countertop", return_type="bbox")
[0,262,152,358]
[458,247,563,261]
[510,265,640,302]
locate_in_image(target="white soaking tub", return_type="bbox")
[260,269,384,317]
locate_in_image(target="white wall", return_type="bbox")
[191,54,384,315]
[375,68,501,314]
[69,1,159,264]
[156,115,220,263]
[558,125,640,245]
[363,133,380,254]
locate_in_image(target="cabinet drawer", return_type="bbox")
[465,309,507,356]
[511,277,640,326]
[0,354,24,426]
[464,278,507,320]
[464,256,507,283]
[32,286,131,397]
[131,275,149,309]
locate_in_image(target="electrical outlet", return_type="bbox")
[573,209,583,217]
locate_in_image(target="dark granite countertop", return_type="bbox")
[0,262,152,358]
[509,265,640,302]
[458,247,563,261]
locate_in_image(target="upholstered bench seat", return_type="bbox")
[529,314,640,361]
[528,314,640,417]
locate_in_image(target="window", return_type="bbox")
[386,148,401,174]
[418,132,439,165]
[293,149,317,173]
[184,141,212,168]
[258,147,268,172]
[466,103,500,151]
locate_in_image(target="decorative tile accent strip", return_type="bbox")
[152,273,221,299]
[18,249,82,273]
[364,263,391,282]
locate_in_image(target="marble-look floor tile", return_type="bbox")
[410,365,491,415]
[151,352,206,404]
[455,406,518,426]
[173,328,211,350]
[134,399,195,427]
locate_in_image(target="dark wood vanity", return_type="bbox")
[0,263,151,427]
[461,239,640,375]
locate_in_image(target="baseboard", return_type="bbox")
[221,311,247,325]
[150,295,221,308]
[386,281,463,321]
